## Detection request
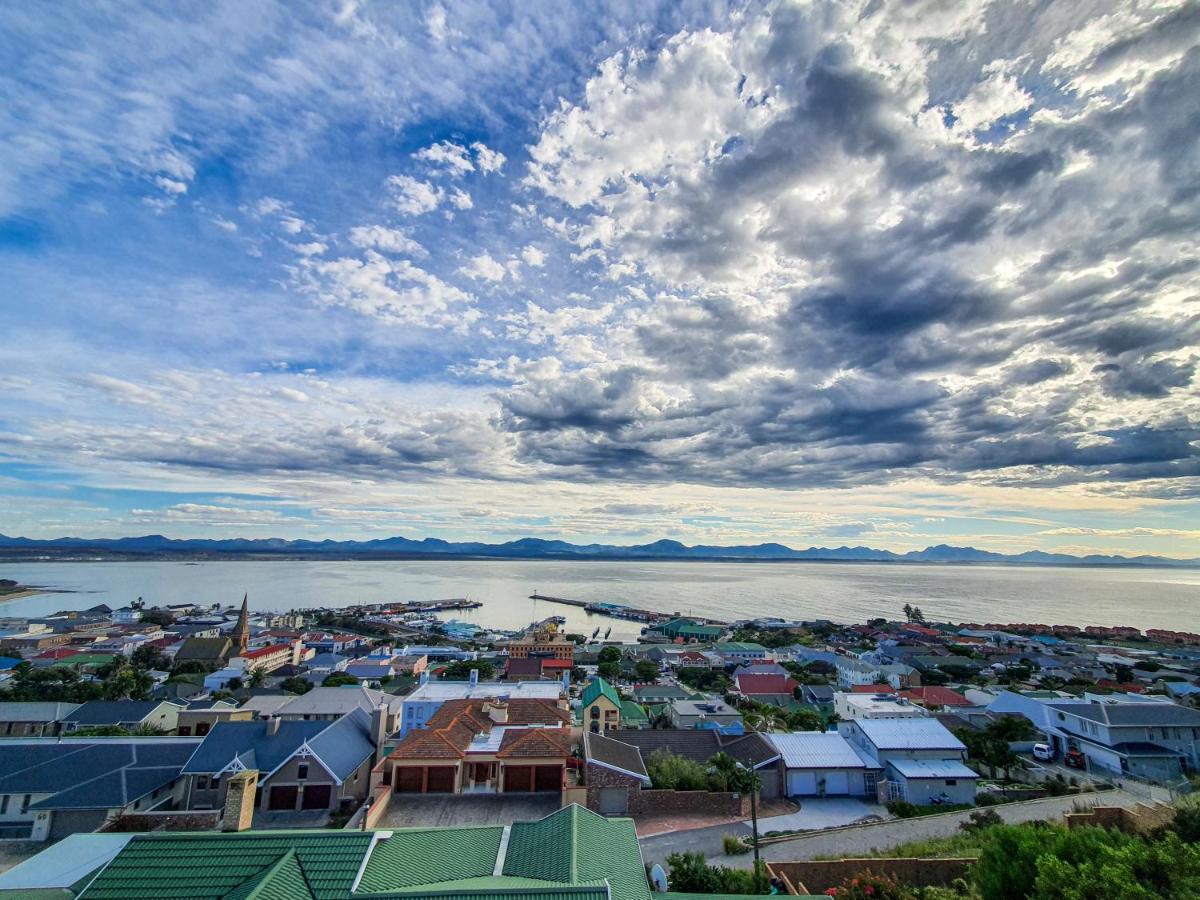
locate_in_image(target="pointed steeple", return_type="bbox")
[234,593,250,654]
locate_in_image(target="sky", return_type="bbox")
[1,0,1199,558]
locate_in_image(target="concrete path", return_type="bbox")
[752,798,882,833]
[380,793,561,828]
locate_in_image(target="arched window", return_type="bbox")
[590,706,600,719]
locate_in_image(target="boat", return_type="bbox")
[591,627,600,639]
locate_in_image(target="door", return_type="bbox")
[787,771,817,796]
[301,784,332,809]
[268,784,298,810]
[534,765,562,792]
[824,772,850,795]
[425,766,456,793]
[504,766,533,792]
[598,787,628,814]
[395,767,423,793]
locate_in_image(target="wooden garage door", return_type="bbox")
[534,765,561,792]
[301,784,332,809]
[504,766,533,792]
[268,784,298,810]
[395,767,423,793]
[425,766,456,793]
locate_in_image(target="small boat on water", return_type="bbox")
[604,626,611,639]
[591,627,600,639]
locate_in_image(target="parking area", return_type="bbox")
[380,793,563,828]
[251,808,332,830]
[754,797,883,834]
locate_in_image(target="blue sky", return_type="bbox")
[1,0,1199,556]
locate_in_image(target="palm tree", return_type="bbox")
[248,667,267,688]
[707,752,740,792]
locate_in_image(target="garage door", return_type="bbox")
[787,771,818,796]
[268,785,298,810]
[504,766,533,792]
[598,787,628,815]
[425,766,456,793]
[395,767,423,793]
[824,772,850,795]
[301,784,332,809]
[534,766,562,792]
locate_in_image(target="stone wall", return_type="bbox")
[583,762,750,816]
[768,858,976,895]
[584,762,642,813]
[1065,802,1175,835]
[101,810,222,833]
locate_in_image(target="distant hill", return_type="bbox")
[0,533,1196,567]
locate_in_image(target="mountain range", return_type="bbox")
[0,533,1196,567]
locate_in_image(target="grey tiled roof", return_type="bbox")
[583,731,649,781]
[67,700,168,726]
[1053,701,1200,727]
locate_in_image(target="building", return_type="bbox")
[0,702,80,737]
[645,617,725,642]
[898,687,973,710]
[376,697,573,795]
[175,699,254,736]
[173,637,234,671]
[834,691,929,722]
[0,738,198,840]
[231,594,250,655]
[734,671,799,706]
[836,657,884,688]
[0,632,69,654]
[13,804,653,900]
[582,728,780,814]
[63,700,180,734]
[669,698,744,734]
[842,718,977,805]
[580,676,623,733]
[303,651,349,677]
[180,708,381,813]
[229,641,298,674]
[110,608,142,625]
[271,685,404,731]
[713,641,770,664]
[399,673,566,736]
[505,620,575,661]
[768,732,874,797]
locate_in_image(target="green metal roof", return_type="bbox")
[620,700,650,725]
[357,826,503,893]
[580,677,621,709]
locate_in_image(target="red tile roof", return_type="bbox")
[900,687,971,707]
[540,658,573,669]
[387,698,572,761]
[735,673,798,695]
[851,683,896,694]
[33,648,82,660]
[241,643,291,660]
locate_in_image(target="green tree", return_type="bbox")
[634,660,660,682]
[597,660,621,681]
[322,672,358,687]
[784,707,825,732]
[280,676,313,695]
[438,659,495,681]
[597,646,621,664]
[247,667,267,688]
[131,644,171,671]
[103,668,154,701]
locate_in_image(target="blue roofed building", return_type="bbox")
[840,717,977,805]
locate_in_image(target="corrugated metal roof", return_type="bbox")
[887,759,977,780]
[768,732,868,770]
[854,718,966,751]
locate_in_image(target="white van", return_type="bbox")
[1032,743,1054,761]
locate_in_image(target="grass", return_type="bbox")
[812,830,989,861]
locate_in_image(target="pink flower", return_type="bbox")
[865,887,875,897]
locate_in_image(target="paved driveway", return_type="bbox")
[380,793,562,828]
[754,798,883,834]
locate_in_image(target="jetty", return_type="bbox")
[529,593,728,627]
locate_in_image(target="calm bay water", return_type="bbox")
[1,559,1198,639]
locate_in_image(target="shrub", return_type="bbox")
[646,750,711,791]
[665,851,769,894]
[823,869,913,899]
[960,808,1003,833]
[723,834,750,855]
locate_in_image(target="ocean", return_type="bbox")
[1,559,1197,639]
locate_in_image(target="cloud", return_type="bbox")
[459,252,507,281]
[348,225,426,257]
[521,245,546,267]
[386,175,445,215]
[414,140,475,177]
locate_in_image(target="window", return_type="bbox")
[590,706,599,719]
[196,776,208,790]
[945,779,957,786]
[297,764,309,780]
[0,796,7,814]
[211,775,221,790]
[178,726,192,736]
[20,795,30,813]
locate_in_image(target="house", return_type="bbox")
[834,691,929,722]
[175,699,254,736]
[800,684,836,705]
[399,673,566,735]
[303,651,349,677]
[302,632,367,654]
[631,683,697,705]
[735,671,799,706]
[841,718,977,805]
[376,697,573,795]
[768,732,874,797]
[505,620,575,660]
[581,676,623,733]
[18,804,653,900]
[837,657,885,688]
[390,653,428,676]
[343,661,395,685]
[899,687,973,710]
[272,685,404,732]
[0,702,80,737]
[646,617,725,642]
[180,708,381,813]
[0,737,199,840]
[667,648,720,668]
[173,637,234,671]
[670,698,744,734]
[228,642,298,674]
[110,608,142,625]
[583,728,781,814]
[713,641,770,665]
[0,632,69,654]
[63,700,180,733]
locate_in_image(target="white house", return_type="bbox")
[836,658,883,688]
[841,718,977,805]
[834,692,929,722]
[768,732,874,797]
[398,671,566,736]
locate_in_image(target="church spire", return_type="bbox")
[234,593,250,654]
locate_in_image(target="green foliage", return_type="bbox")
[676,667,731,693]
[597,660,621,681]
[170,660,212,676]
[960,808,1004,833]
[322,672,359,687]
[0,664,104,704]
[646,750,712,791]
[103,668,154,700]
[826,869,915,899]
[280,676,313,695]
[72,723,168,737]
[955,723,1023,780]
[633,659,660,682]
[438,659,495,681]
[727,627,796,649]
[665,851,769,894]
[886,800,973,818]
[723,834,751,855]
[130,644,171,671]
[1171,804,1200,843]
[597,645,622,663]
[138,609,175,627]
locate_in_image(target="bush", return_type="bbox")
[975,792,1002,806]
[665,851,769,894]
[646,750,711,791]
[723,834,750,855]
[824,869,914,899]
[960,809,1004,833]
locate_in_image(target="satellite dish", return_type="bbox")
[649,863,668,893]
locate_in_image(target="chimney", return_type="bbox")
[370,703,389,759]
[266,716,281,736]
[220,769,259,832]
[419,670,430,686]
[484,700,508,724]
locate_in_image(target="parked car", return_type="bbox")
[1064,748,1086,769]
[1032,743,1055,761]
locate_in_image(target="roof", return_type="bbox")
[887,759,978,780]
[274,685,401,717]
[0,739,199,810]
[735,673,798,696]
[241,643,292,660]
[66,700,168,726]
[183,708,374,781]
[853,718,967,752]
[620,700,649,725]
[505,657,544,677]
[768,732,868,770]
[1051,701,1200,727]
[584,730,649,782]
[714,642,767,653]
[601,729,778,771]
[174,637,233,661]
[75,804,650,900]
[0,701,81,722]
[388,699,571,761]
[900,687,972,707]
[0,834,133,891]
[580,677,621,709]
[632,684,694,701]
[403,680,564,703]
[237,695,295,717]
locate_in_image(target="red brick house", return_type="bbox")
[374,698,574,795]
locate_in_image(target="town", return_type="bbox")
[0,594,1195,898]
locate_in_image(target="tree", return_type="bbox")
[280,676,313,695]
[676,667,730,693]
[665,852,769,895]
[439,659,495,681]
[597,660,621,681]
[634,660,660,682]
[903,603,915,623]
[103,668,154,701]
[784,707,825,732]
[322,672,358,687]
[131,645,170,671]
[171,660,211,676]
[247,667,267,688]
[139,609,175,627]
[597,646,621,664]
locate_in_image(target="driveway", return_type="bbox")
[380,793,562,828]
[754,798,883,834]
[252,808,331,829]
